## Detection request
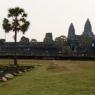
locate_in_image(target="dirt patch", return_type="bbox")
[47,61,69,72]
[47,60,95,72]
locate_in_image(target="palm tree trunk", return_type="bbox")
[14,30,18,66]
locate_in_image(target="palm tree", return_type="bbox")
[2,7,30,66]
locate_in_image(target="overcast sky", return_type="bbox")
[0,0,95,41]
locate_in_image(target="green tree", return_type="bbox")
[31,39,37,43]
[54,35,67,55]
[20,36,29,44]
[2,7,30,66]
[81,35,92,50]
[54,35,67,48]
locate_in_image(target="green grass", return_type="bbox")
[0,60,95,95]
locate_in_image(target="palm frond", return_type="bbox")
[2,18,12,32]
[20,21,30,34]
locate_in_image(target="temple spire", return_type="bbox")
[68,23,75,39]
[83,18,93,37]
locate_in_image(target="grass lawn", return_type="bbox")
[0,60,95,95]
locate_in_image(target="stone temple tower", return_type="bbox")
[83,19,93,37]
[44,33,53,44]
[68,23,76,40]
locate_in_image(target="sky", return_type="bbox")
[0,0,95,42]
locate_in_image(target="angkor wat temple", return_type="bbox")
[0,18,95,58]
